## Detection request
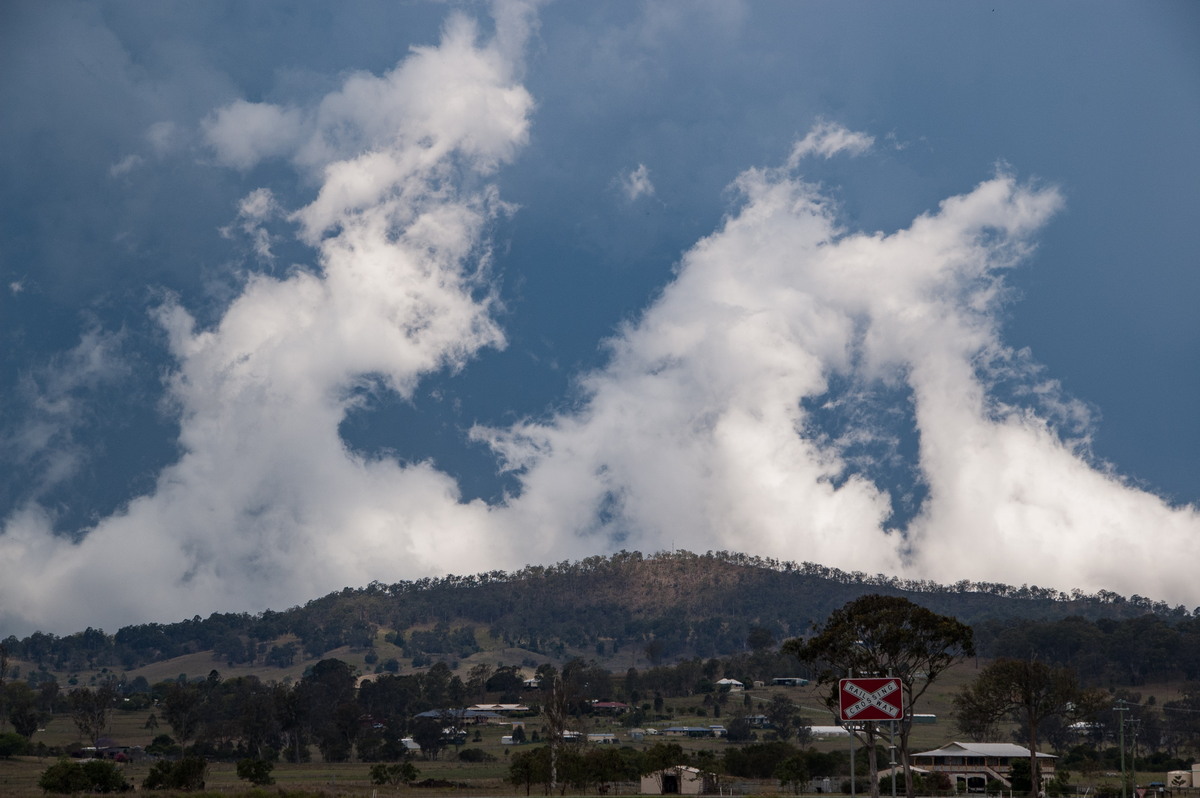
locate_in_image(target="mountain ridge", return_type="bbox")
[4,550,1192,682]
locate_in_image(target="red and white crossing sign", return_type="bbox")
[839,677,903,722]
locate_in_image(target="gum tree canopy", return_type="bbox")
[783,594,975,798]
[952,658,1107,798]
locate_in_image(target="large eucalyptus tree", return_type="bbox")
[784,594,975,798]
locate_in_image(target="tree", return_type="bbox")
[544,673,569,793]
[747,626,776,652]
[296,659,358,762]
[585,746,637,794]
[411,716,448,760]
[5,681,43,739]
[509,746,550,795]
[487,665,525,698]
[160,681,203,751]
[765,694,800,741]
[783,594,974,798]
[68,683,116,750]
[953,658,1106,798]
[776,753,810,794]
[467,663,494,702]
[1163,684,1200,754]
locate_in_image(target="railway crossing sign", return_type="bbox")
[839,677,903,722]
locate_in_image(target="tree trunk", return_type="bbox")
[1027,710,1041,798]
[863,725,881,798]
[899,716,914,798]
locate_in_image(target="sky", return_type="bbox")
[1,1,1198,636]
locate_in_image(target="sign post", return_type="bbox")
[839,677,904,798]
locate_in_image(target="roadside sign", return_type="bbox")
[839,677,902,722]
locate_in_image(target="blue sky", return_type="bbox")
[1,1,1197,635]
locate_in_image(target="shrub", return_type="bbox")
[0,732,28,758]
[237,758,276,786]
[143,756,207,790]
[370,762,420,785]
[458,748,496,763]
[39,759,132,794]
[145,734,180,757]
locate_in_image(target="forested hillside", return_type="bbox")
[4,550,1198,685]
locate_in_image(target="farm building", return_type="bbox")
[640,765,718,795]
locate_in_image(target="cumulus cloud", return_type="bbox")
[202,10,534,187]
[0,10,535,634]
[479,154,1200,601]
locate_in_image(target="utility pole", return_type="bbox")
[849,668,855,798]
[888,666,897,798]
[890,719,897,798]
[1115,700,1129,798]
[1130,718,1140,797]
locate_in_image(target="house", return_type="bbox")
[663,726,718,738]
[468,703,530,713]
[911,741,1057,792]
[715,678,744,692]
[414,708,503,724]
[587,733,619,744]
[79,739,137,761]
[640,765,718,795]
[772,677,810,687]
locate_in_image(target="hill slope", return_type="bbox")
[4,550,1192,683]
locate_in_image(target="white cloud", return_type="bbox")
[5,41,1200,637]
[146,121,181,156]
[619,163,656,201]
[202,100,306,171]
[220,188,282,262]
[479,141,1200,604]
[0,10,535,634]
[108,154,143,178]
[202,12,532,190]
[1,328,131,499]
[787,119,875,166]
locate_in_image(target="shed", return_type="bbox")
[640,765,717,795]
